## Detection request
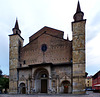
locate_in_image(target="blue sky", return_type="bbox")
[0,0,100,76]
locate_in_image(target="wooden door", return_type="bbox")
[64,86,68,93]
[22,87,26,94]
[41,79,47,93]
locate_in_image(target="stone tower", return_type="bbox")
[72,1,86,94]
[9,19,24,94]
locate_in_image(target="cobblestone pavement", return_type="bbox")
[0,91,100,97]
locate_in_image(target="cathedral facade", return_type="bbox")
[9,1,86,94]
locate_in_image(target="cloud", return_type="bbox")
[86,23,100,42]
[86,32,100,75]
[0,22,9,75]
[86,4,100,75]
[0,0,100,75]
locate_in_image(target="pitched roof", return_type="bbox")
[29,26,64,42]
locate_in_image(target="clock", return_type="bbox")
[41,44,47,52]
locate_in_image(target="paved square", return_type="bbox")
[0,91,100,97]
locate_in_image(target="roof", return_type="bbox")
[29,26,64,42]
[87,76,92,79]
[76,1,81,13]
[14,19,19,29]
[94,84,100,87]
[92,70,100,78]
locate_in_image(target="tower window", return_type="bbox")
[16,30,18,34]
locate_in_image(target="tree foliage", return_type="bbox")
[0,69,2,77]
[0,69,9,93]
[0,77,9,93]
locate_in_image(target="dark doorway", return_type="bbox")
[64,86,68,93]
[41,79,47,93]
[20,83,26,94]
[62,80,70,93]
[22,87,26,94]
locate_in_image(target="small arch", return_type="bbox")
[61,80,70,93]
[19,83,26,94]
[34,67,49,79]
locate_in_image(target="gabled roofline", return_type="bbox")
[22,31,72,49]
[29,26,64,42]
[92,70,100,78]
[29,26,64,38]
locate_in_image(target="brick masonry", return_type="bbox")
[9,1,86,95]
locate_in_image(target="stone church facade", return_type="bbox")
[9,1,86,94]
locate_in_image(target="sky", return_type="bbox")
[0,0,100,76]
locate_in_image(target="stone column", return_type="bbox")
[32,79,34,89]
[48,75,52,94]
[31,68,35,93]
[46,66,52,93]
[31,78,35,93]
[26,80,28,94]
[49,75,52,89]
[56,75,59,94]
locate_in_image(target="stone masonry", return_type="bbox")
[72,1,86,94]
[9,1,86,95]
[9,20,24,94]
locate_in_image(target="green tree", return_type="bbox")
[0,77,9,93]
[0,69,2,78]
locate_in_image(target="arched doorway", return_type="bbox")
[20,83,26,94]
[61,80,70,93]
[34,68,49,93]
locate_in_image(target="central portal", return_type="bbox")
[41,79,47,93]
[34,68,49,93]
